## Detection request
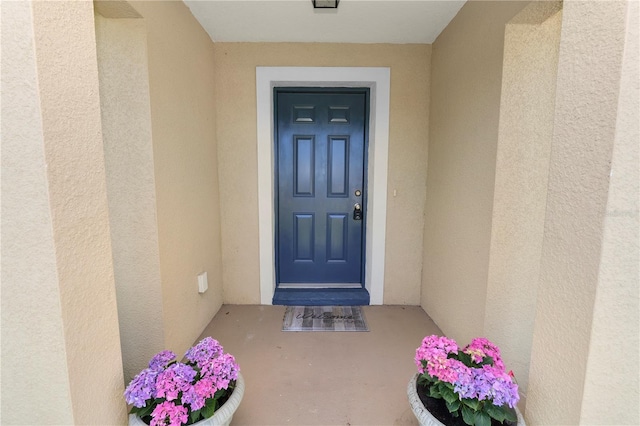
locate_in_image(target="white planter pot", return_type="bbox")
[129,372,245,426]
[407,373,526,426]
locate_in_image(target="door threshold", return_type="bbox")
[273,288,370,306]
[278,283,362,289]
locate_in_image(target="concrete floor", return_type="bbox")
[195,305,442,426]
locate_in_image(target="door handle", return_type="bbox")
[353,203,363,221]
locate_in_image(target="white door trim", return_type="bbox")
[256,67,390,305]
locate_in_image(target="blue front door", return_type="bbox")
[274,89,369,305]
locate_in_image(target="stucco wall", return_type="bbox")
[580,2,639,422]
[526,0,636,423]
[422,0,527,343]
[214,43,430,305]
[95,14,166,382]
[1,2,76,422]
[130,1,224,355]
[484,2,562,406]
[2,1,126,423]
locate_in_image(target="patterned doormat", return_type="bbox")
[282,306,369,332]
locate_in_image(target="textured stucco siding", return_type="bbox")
[95,15,166,383]
[526,0,635,423]
[485,2,562,406]
[422,0,528,343]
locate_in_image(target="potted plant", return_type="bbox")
[125,337,244,426]
[408,335,525,426]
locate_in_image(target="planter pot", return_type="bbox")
[407,373,526,426]
[129,372,245,426]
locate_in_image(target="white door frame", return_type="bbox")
[256,67,390,305]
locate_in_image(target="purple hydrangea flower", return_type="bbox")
[478,365,519,407]
[124,368,159,408]
[452,365,476,399]
[149,350,177,370]
[184,337,223,367]
[452,364,519,408]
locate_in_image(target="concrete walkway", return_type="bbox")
[196,305,442,426]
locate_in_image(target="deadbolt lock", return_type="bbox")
[353,203,363,221]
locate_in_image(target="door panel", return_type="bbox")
[294,136,314,196]
[327,214,348,262]
[328,137,348,196]
[294,214,314,261]
[276,90,367,287]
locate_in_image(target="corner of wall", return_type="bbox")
[484,0,562,406]
[421,0,527,343]
[125,0,224,358]
[526,0,634,422]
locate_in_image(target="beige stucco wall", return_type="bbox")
[130,1,224,355]
[484,2,562,406]
[580,2,639,422]
[422,0,527,343]
[2,1,126,423]
[95,13,166,382]
[1,2,76,422]
[526,0,637,423]
[214,43,430,305]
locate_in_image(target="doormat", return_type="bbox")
[282,306,369,332]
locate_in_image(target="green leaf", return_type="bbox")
[457,352,473,366]
[437,381,452,395]
[462,398,480,411]
[441,386,458,404]
[202,398,216,419]
[485,404,506,422]
[136,404,154,419]
[474,411,491,426]
[461,405,475,426]
[425,375,437,384]
[190,409,202,424]
[504,407,518,423]
[446,399,461,413]
[481,356,494,366]
[429,385,442,399]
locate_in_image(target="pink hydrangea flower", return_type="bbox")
[415,335,459,378]
[150,401,188,426]
[201,352,239,391]
[155,363,197,401]
[182,376,216,411]
[463,337,505,369]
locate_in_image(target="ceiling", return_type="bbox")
[184,0,467,44]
